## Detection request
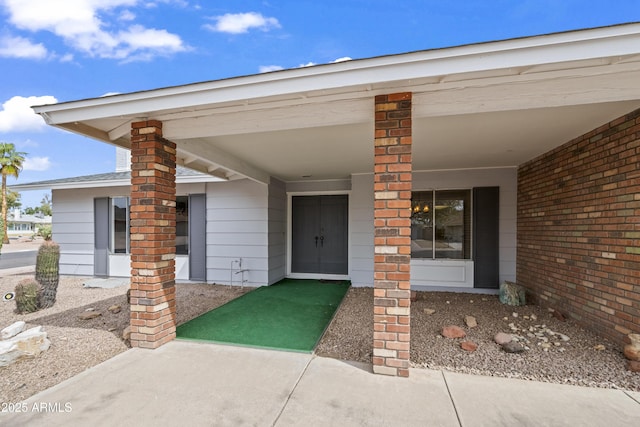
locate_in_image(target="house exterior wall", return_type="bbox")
[348,168,517,289]
[52,183,207,279]
[268,177,287,284]
[350,174,375,287]
[205,179,270,287]
[518,107,640,346]
[52,186,129,276]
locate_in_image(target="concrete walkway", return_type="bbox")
[1,341,639,427]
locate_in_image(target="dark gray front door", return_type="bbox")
[291,195,348,275]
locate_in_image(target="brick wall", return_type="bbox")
[129,120,177,349]
[517,108,640,346]
[372,93,412,377]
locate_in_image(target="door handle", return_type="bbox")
[320,235,324,247]
[315,236,319,247]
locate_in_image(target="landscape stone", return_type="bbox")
[423,308,436,315]
[499,281,526,306]
[0,326,51,367]
[464,315,478,328]
[460,341,478,352]
[108,305,122,314]
[1,321,26,340]
[593,344,606,351]
[623,344,640,361]
[78,311,102,320]
[442,325,466,339]
[501,341,526,353]
[627,360,640,372]
[494,332,513,345]
[552,310,566,321]
[122,326,131,341]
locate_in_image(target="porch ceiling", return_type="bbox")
[33,23,640,184]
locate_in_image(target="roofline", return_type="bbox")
[33,22,640,125]
[10,173,223,192]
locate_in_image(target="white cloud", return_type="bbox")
[0,35,48,59]
[205,12,281,34]
[332,57,352,63]
[23,156,51,171]
[299,61,316,68]
[259,65,284,73]
[1,0,187,60]
[0,95,58,133]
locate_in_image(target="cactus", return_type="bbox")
[15,279,41,314]
[36,240,60,309]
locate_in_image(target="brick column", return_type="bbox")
[129,120,177,349]
[372,93,412,377]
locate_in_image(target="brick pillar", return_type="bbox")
[372,93,412,377]
[129,120,177,349]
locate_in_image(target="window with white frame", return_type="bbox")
[110,197,129,254]
[411,190,471,260]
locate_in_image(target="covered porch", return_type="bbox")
[33,23,640,376]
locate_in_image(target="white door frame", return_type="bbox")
[286,190,351,280]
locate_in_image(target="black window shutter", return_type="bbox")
[473,187,499,289]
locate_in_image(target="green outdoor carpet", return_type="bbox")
[176,279,350,353]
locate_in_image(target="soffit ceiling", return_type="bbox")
[35,24,640,184]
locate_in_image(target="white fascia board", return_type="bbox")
[33,23,640,126]
[10,175,222,192]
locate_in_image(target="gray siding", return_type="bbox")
[350,174,374,287]
[348,168,517,288]
[205,179,269,287]
[53,186,129,276]
[412,168,517,284]
[268,178,287,284]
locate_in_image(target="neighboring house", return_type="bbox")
[15,23,640,377]
[6,209,51,238]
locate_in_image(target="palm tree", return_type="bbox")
[0,143,27,244]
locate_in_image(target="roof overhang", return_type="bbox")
[33,23,640,184]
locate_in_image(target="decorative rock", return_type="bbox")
[512,312,519,318]
[78,311,102,320]
[499,281,526,306]
[1,321,26,340]
[623,334,640,362]
[501,341,526,353]
[494,332,513,345]
[558,334,570,342]
[464,316,478,328]
[442,326,466,339]
[423,308,436,315]
[460,341,478,352]
[593,344,606,351]
[530,314,537,321]
[122,326,131,341]
[627,360,640,373]
[552,310,566,321]
[0,326,51,367]
[108,305,122,314]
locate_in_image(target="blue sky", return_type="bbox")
[1,0,639,208]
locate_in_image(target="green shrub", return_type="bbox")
[37,224,52,241]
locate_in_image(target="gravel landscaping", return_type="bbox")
[316,287,640,392]
[1,275,638,405]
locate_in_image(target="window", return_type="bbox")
[176,196,189,255]
[111,197,129,254]
[411,190,471,260]
[105,196,189,255]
